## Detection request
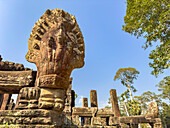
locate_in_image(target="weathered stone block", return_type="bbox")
[96,109,114,117]
[109,117,120,125]
[110,89,120,117]
[91,117,102,125]
[72,115,80,126]
[72,107,98,117]
[0,70,36,94]
[90,90,98,107]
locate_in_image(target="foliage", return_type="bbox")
[149,42,170,77]
[156,76,170,100]
[159,102,170,128]
[123,0,170,77]
[123,0,169,48]
[75,93,78,99]
[114,67,139,92]
[134,91,162,114]
[118,91,141,116]
[135,90,170,127]
[114,67,139,101]
[105,98,111,109]
[105,105,111,109]
[117,96,127,116]
[126,100,141,116]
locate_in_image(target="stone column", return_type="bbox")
[110,89,120,117]
[0,55,2,61]
[71,90,75,108]
[0,94,4,108]
[0,94,12,110]
[90,90,98,107]
[14,94,21,110]
[83,98,88,107]
[83,98,89,125]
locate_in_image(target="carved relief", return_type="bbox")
[25,9,85,88]
[16,87,40,109]
[38,88,66,111]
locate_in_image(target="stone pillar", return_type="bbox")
[14,94,21,110]
[90,90,98,107]
[0,94,4,108]
[83,98,88,107]
[83,98,89,125]
[71,90,75,108]
[7,99,15,110]
[0,94,12,110]
[110,89,120,117]
[0,55,2,61]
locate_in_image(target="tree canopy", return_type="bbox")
[149,42,170,77]
[114,67,140,100]
[123,0,169,48]
[123,0,170,76]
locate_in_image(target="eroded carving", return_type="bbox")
[25,9,85,88]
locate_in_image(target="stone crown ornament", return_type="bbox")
[26,9,85,89]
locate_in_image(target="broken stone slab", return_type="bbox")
[0,109,65,127]
[0,109,50,117]
[72,107,98,117]
[91,117,102,125]
[96,109,114,117]
[109,116,158,125]
[0,125,56,128]
[0,70,36,94]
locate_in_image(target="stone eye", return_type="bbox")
[33,43,40,50]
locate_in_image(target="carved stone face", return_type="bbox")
[26,9,85,88]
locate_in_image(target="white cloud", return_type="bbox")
[99,100,111,109]
[75,95,84,107]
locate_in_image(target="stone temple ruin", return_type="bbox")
[0,9,162,128]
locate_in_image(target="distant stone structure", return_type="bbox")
[0,8,162,128]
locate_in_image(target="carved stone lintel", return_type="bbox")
[38,74,69,89]
[0,70,36,94]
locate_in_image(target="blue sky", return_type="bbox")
[0,0,169,108]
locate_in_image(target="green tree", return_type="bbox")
[123,0,170,76]
[149,42,170,77]
[113,67,140,116]
[135,90,170,127]
[123,0,169,47]
[134,91,162,114]
[156,76,170,100]
[114,67,140,101]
